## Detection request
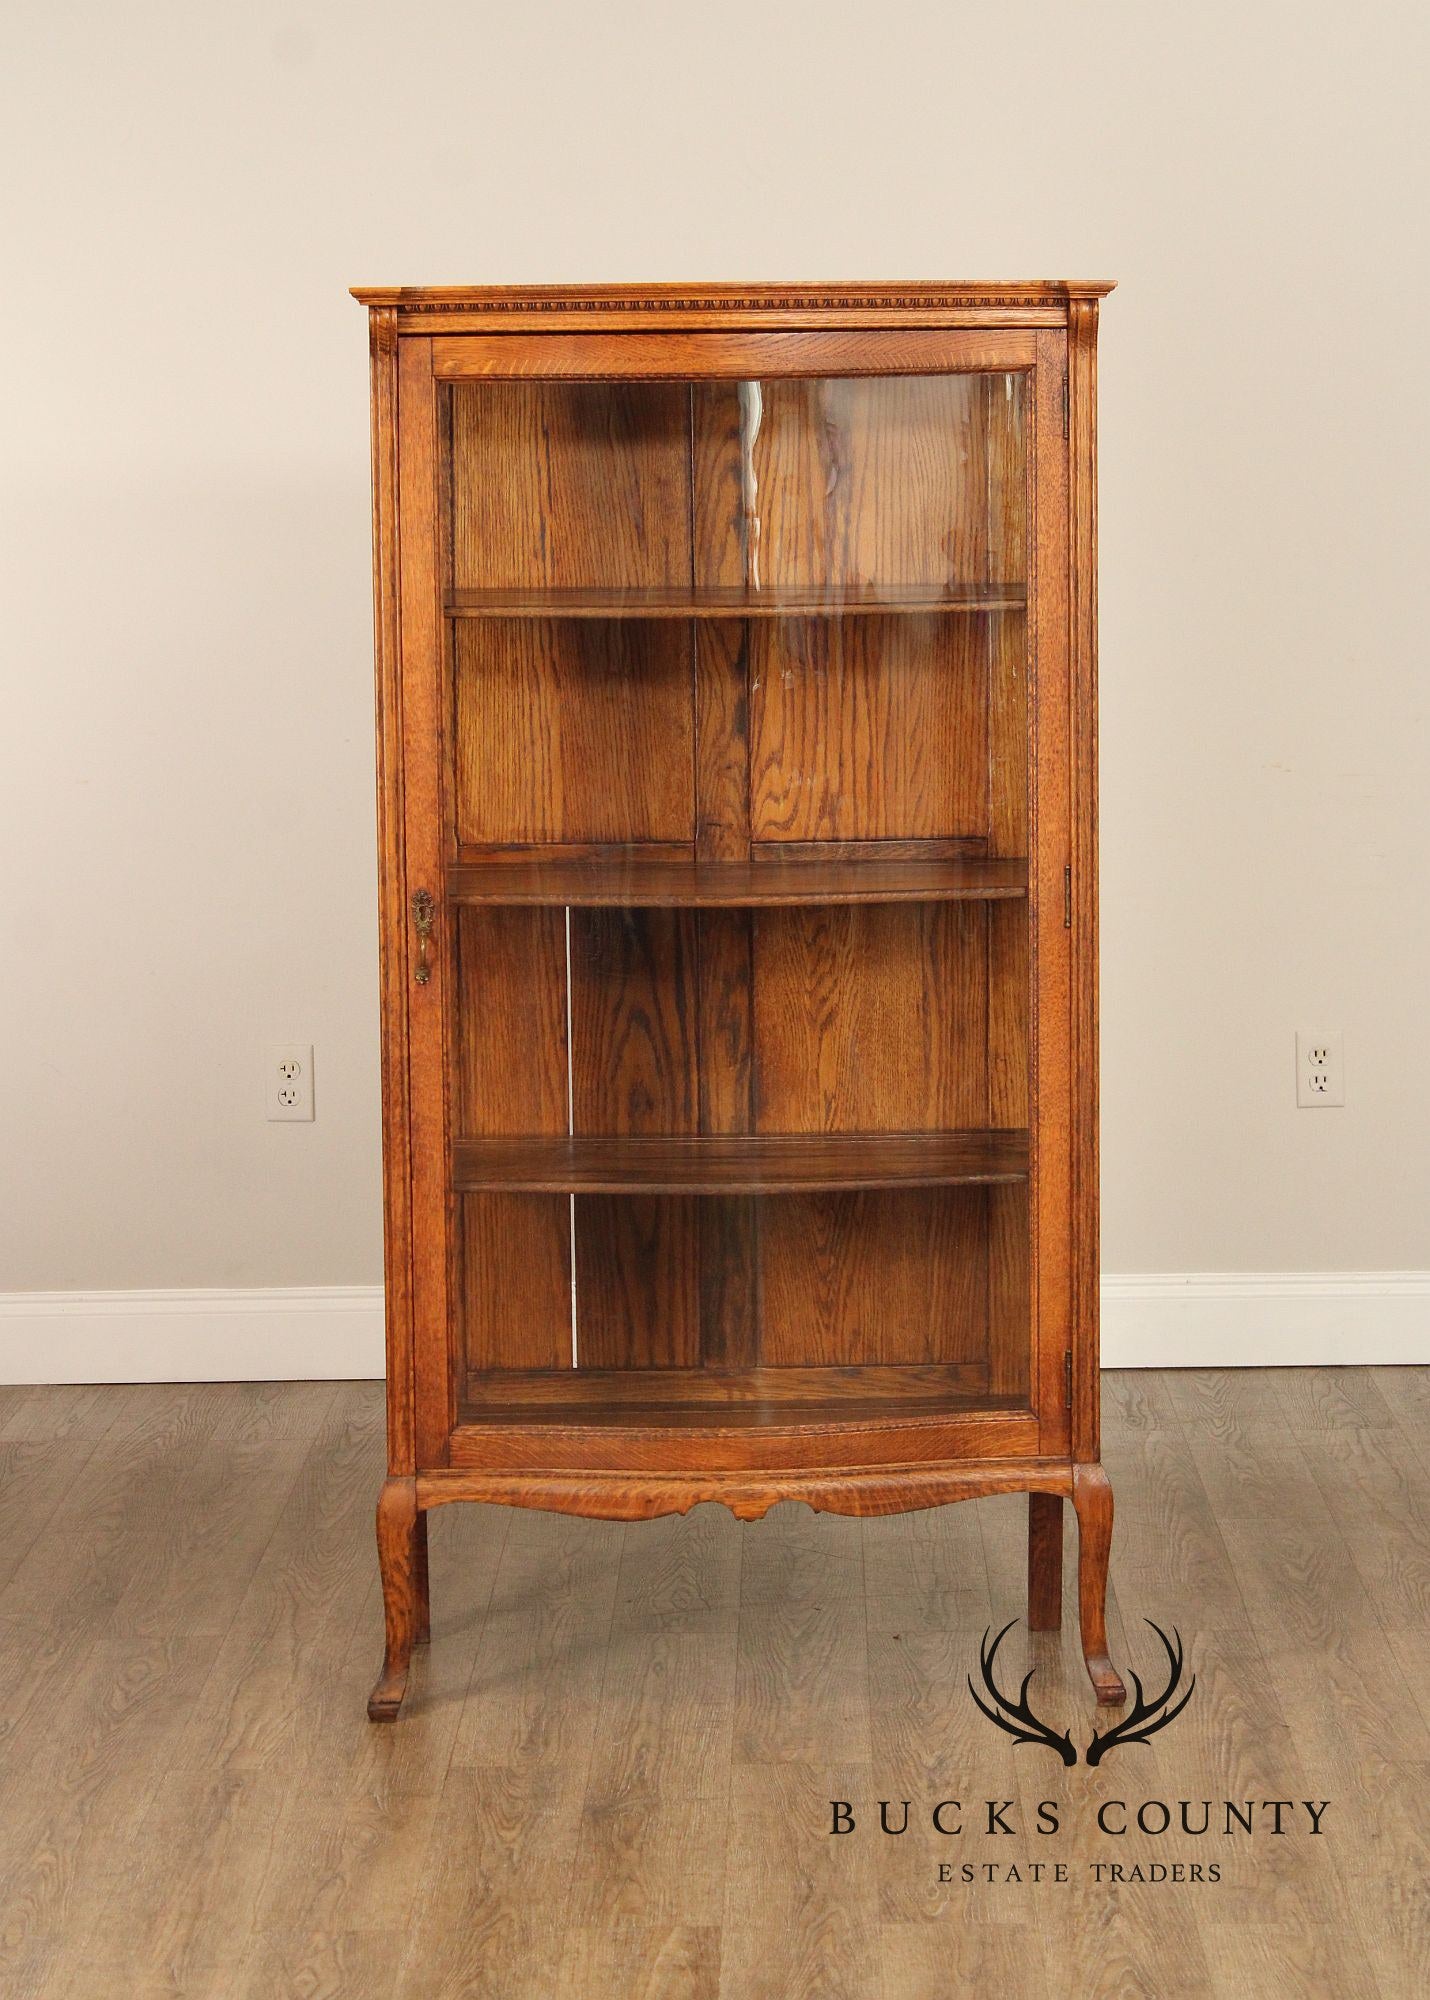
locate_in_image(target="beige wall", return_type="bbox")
[3,0,1427,1291]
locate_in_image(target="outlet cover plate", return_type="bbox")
[267,1043,315,1122]
[1296,1030,1344,1108]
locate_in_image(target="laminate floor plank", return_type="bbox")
[863,1485,991,1627]
[392,1767,584,2000]
[1380,1365,1430,1441]
[1102,1367,1186,1435]
[167,1383,386,1781]
[1182,1428,1386,1646]
[0,1383,128,1443]
[1295,1418,1430,1623]
[1161,1366,1293,1444]
[1198,1924,1383,2000]
[1,1371,1427,2000]
[201,1377,343,1443]
[447,1508,625,1777]
[610,1502,743,1632]
[556,1923,721,2000]
[1382,1622,1430,1730]
[1102,1426,1257,1633]
[49,1769,286,1993]
[572,1611,737,1930]
[718,1762,884,2000]
[1339,1760,1430,2000]
[214,1927,409,2000]
[0,1630,234,1996]
[880,1918,1049,1996]
[0,1439,104,1600]
[733,1568,870,1771]
[0,1429,220,1638]
[1268,1364,1401,1434]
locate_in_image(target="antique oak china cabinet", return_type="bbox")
[353,280,1122,1720]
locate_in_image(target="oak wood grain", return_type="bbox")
[451,1130,1030,1193]
[20,1368,1430,2000]
[432,328,1040,380]
[456,907,571,1373]
[570,908,700,1369]
[359,287,1117,1725]
[453,619,694,845]
[445,581,1024,617]
[752,904,989,1132]
[460,1361,990,1409]
[449,381,691,591]
[747,615,992,844]
[446,853,1028,907]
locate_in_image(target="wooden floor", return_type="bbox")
[0,1369,1425,1998]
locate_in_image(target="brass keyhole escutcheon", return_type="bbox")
[411,889,435,985]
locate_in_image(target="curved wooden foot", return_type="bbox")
[1027,1492,1063,1630]
[368,1476,419,1722]
[1072,1463,1126,1706]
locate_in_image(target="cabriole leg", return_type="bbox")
[368,1475,420,1722]
[413,1507,430,1645]
[1027,1491,1063,1630]
[1071,1463,1126,1706]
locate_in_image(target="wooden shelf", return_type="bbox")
[444,582,1026,620]
[451,1130,1029,1195]
[447,853,1027,908]
[457,1364,1019,1434]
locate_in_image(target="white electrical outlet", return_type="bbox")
[1296,1030,1344,1108]
[266,1043,315,1121]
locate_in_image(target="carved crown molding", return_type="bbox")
[351,282,1115,317]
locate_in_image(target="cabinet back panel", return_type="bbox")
[450,382,692,590]
[444,363,1033,1394]
[454,907,573,1372]
[449,902,1028,1377]
[691,375,1025,590]
[759,1188,988,1366]
[453,619,695,844]
[747,614,992,844]
[569,909,700,1365]
[752,903,992,1132]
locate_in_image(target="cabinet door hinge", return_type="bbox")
[1064,1351,1073,1409]
[1062,366,1070,442]
[1063,864,1072,928]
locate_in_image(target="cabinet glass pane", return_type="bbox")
[445,368,1033,1413]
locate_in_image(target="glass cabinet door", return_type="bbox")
[440,359,1039,1429]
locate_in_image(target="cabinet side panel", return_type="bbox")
[368,309,415,1472]
[455,908,572,1371]
[570,909,701,1366]
[1031,330,1074,1455]
[396,337,456,1466]
[1067,307,1101,1461]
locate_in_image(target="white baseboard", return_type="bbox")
[0,1286,385,1384]
[1100,1271,1430,1368]
[0,1275,1424,1385]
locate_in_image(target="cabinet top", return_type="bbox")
[349,279,1114,331]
